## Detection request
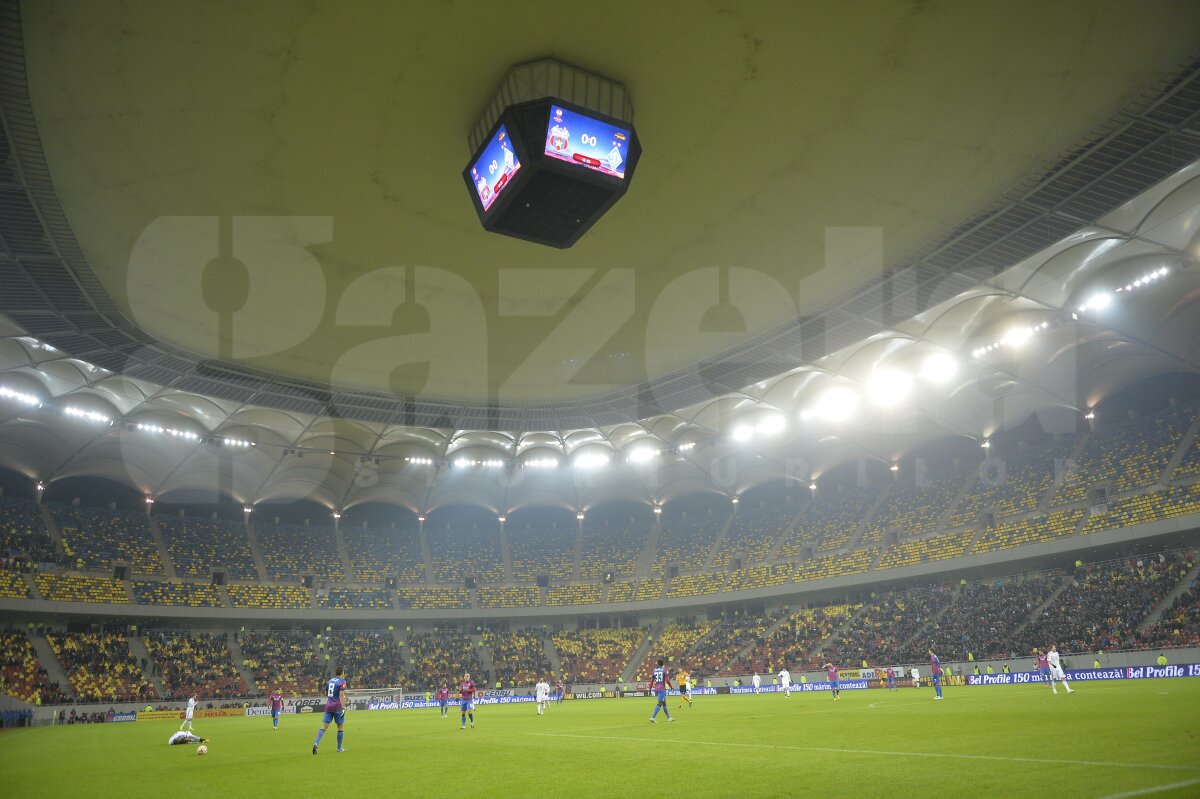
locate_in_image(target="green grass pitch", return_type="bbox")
[3,680,1199,798]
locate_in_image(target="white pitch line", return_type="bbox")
[1094,777,1200,799]
[527,731,1200,773]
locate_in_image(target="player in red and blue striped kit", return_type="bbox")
[823,663,840,701]
[460,673,477,730]
[649,659,674,723]
[928,649,944,700]
[312,666,347,754]
[269,690,284,730]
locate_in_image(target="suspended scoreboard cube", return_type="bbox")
[463,60,642,249]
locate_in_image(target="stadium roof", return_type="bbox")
[0,3,1199,510]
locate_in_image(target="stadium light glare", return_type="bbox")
[919,352,958,383]
[731,424,753,442]
[652,506,662,515]
[890,463,899,472]
[0,386,40,406]
[576,512,585,521]
[756,414,785,436]
[36,483,44,492]
[498,515,506,523]
[813,387,858,421]
[243,506,253,514]
[980,440,991,449]
[627,447,657,463]
[64,407,111,424]
[1078,291,1112,313]
[574,452,610,469]
[866,369,912,407]
[145,497,154,505]
[808,481,817,491]
[331,512,341,520]
[1084,410,1095,420]
[417,515,426,523]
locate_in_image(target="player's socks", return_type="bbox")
[651,704,661,719]
[461,713,466,728]
[336,731,343,750]
[314,728,325,749]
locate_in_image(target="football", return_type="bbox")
[196,745,208,756]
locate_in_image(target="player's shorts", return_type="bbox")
[932,673,942,683]
[887,678,896,686]
[323,709,345,725]
[780,682,790,690]
[184,711,194,720]
[460,699,474,712]
[1039,668,1051,681]
[439,699,447,707]
[828,680,839,690]
[271,708,280,718]
[654,690,667,702]
[1050,667,1066,680]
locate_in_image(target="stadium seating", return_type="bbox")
[653,514,727,575]
[227,584,310,609]
[819,588,954,666]
[404,632,483,689]
[551,628,643,684]
[731,604,859,674]
[35,574,129,603]
[144,632,248,699]
[477,585,541,609]
[321,631,406,687]
[1023,552,1191,652]
[1053,406,1193,505]
[711,502,798,568]
[158,516,258,580]
[342,525,424,583]
[51,504,162,575]
[483,630,553,687]
[46,632,156,702]
[318,588,393,610]
[132,580,221,607]
[426,523,504,584]
[1080,484,1200,535]
[578,518,649,582]
[666,572,727,598]
[792,547,877,583]
[688,610,789,675]
[777,486,879,557]
[920,575,1064,661]
[0,570,29,598]
[876,530,974,570]
[860,475,965,547]
[725,563,794,592]
[0,631,67,703]
[633,621,716,680]
[256,522,344,582]
[545,583,602,606]
[0,496,61,567]
[972,509,1084,554]
[509,525,575,583]
[605,580,635,603]
[945,440,1077,528]
[633,577,664,601]
[239,630,322,695]
[396,587,470,610]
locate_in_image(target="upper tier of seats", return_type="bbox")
[157,516,258,580]
[51,504,161,575]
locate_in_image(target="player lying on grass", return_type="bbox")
[168,731,207,746]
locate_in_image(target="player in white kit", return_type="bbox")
[778,668,792,698]
[180,695,196,730]
[535,679,550,715]
[910,667,920,688]
[752,673,761,693]
[1046,645,1075,694]
[168,730,206,745]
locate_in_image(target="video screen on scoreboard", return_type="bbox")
[544,105,630,179]
[468,125,521,212]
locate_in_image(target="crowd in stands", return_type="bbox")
[0,570,28,598]
[1023,552,1193,652]
[820,588,954,666]
[144,631,248,700]
[0,496,62,570]
[46,632,155,702]
[552,628,642,684]
[0,629,66,703]
[52,504,162,575]
[238,630,322,696]
[920,575,1064,661]
[404,632,484,689]
[483,629,552,686]
[1145,570,1200,647]
[158,516,258,580]
[321,630,406,687]
[689,609,789,675]
[733,604,859,674]
[633,621,715,680]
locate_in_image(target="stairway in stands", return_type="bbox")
[620,626,657,684]
[226,633,259,693]
[146,515,177,579]
[128,635,168,697]
[29,633,72,700]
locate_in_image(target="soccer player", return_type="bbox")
[1034,648,1052,689]
[649,660,673,723]
[1047,645,1075,695]
[437,684,450,718]
[168,730,207,746]
[312,666,347,755]
[459,672,477,730]
[778,667,791,698]
[179,695,196,731]
[928,649,944,700]
[823,663,840,701]
[536,677,550,715]
[676,667,692,708]
[269,689,284,730]
[886,666,896,691]
[555,678,564,706]
[910,666,920,688]
[752,672,761,693]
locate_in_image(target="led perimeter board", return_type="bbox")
[462,98,641,248]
